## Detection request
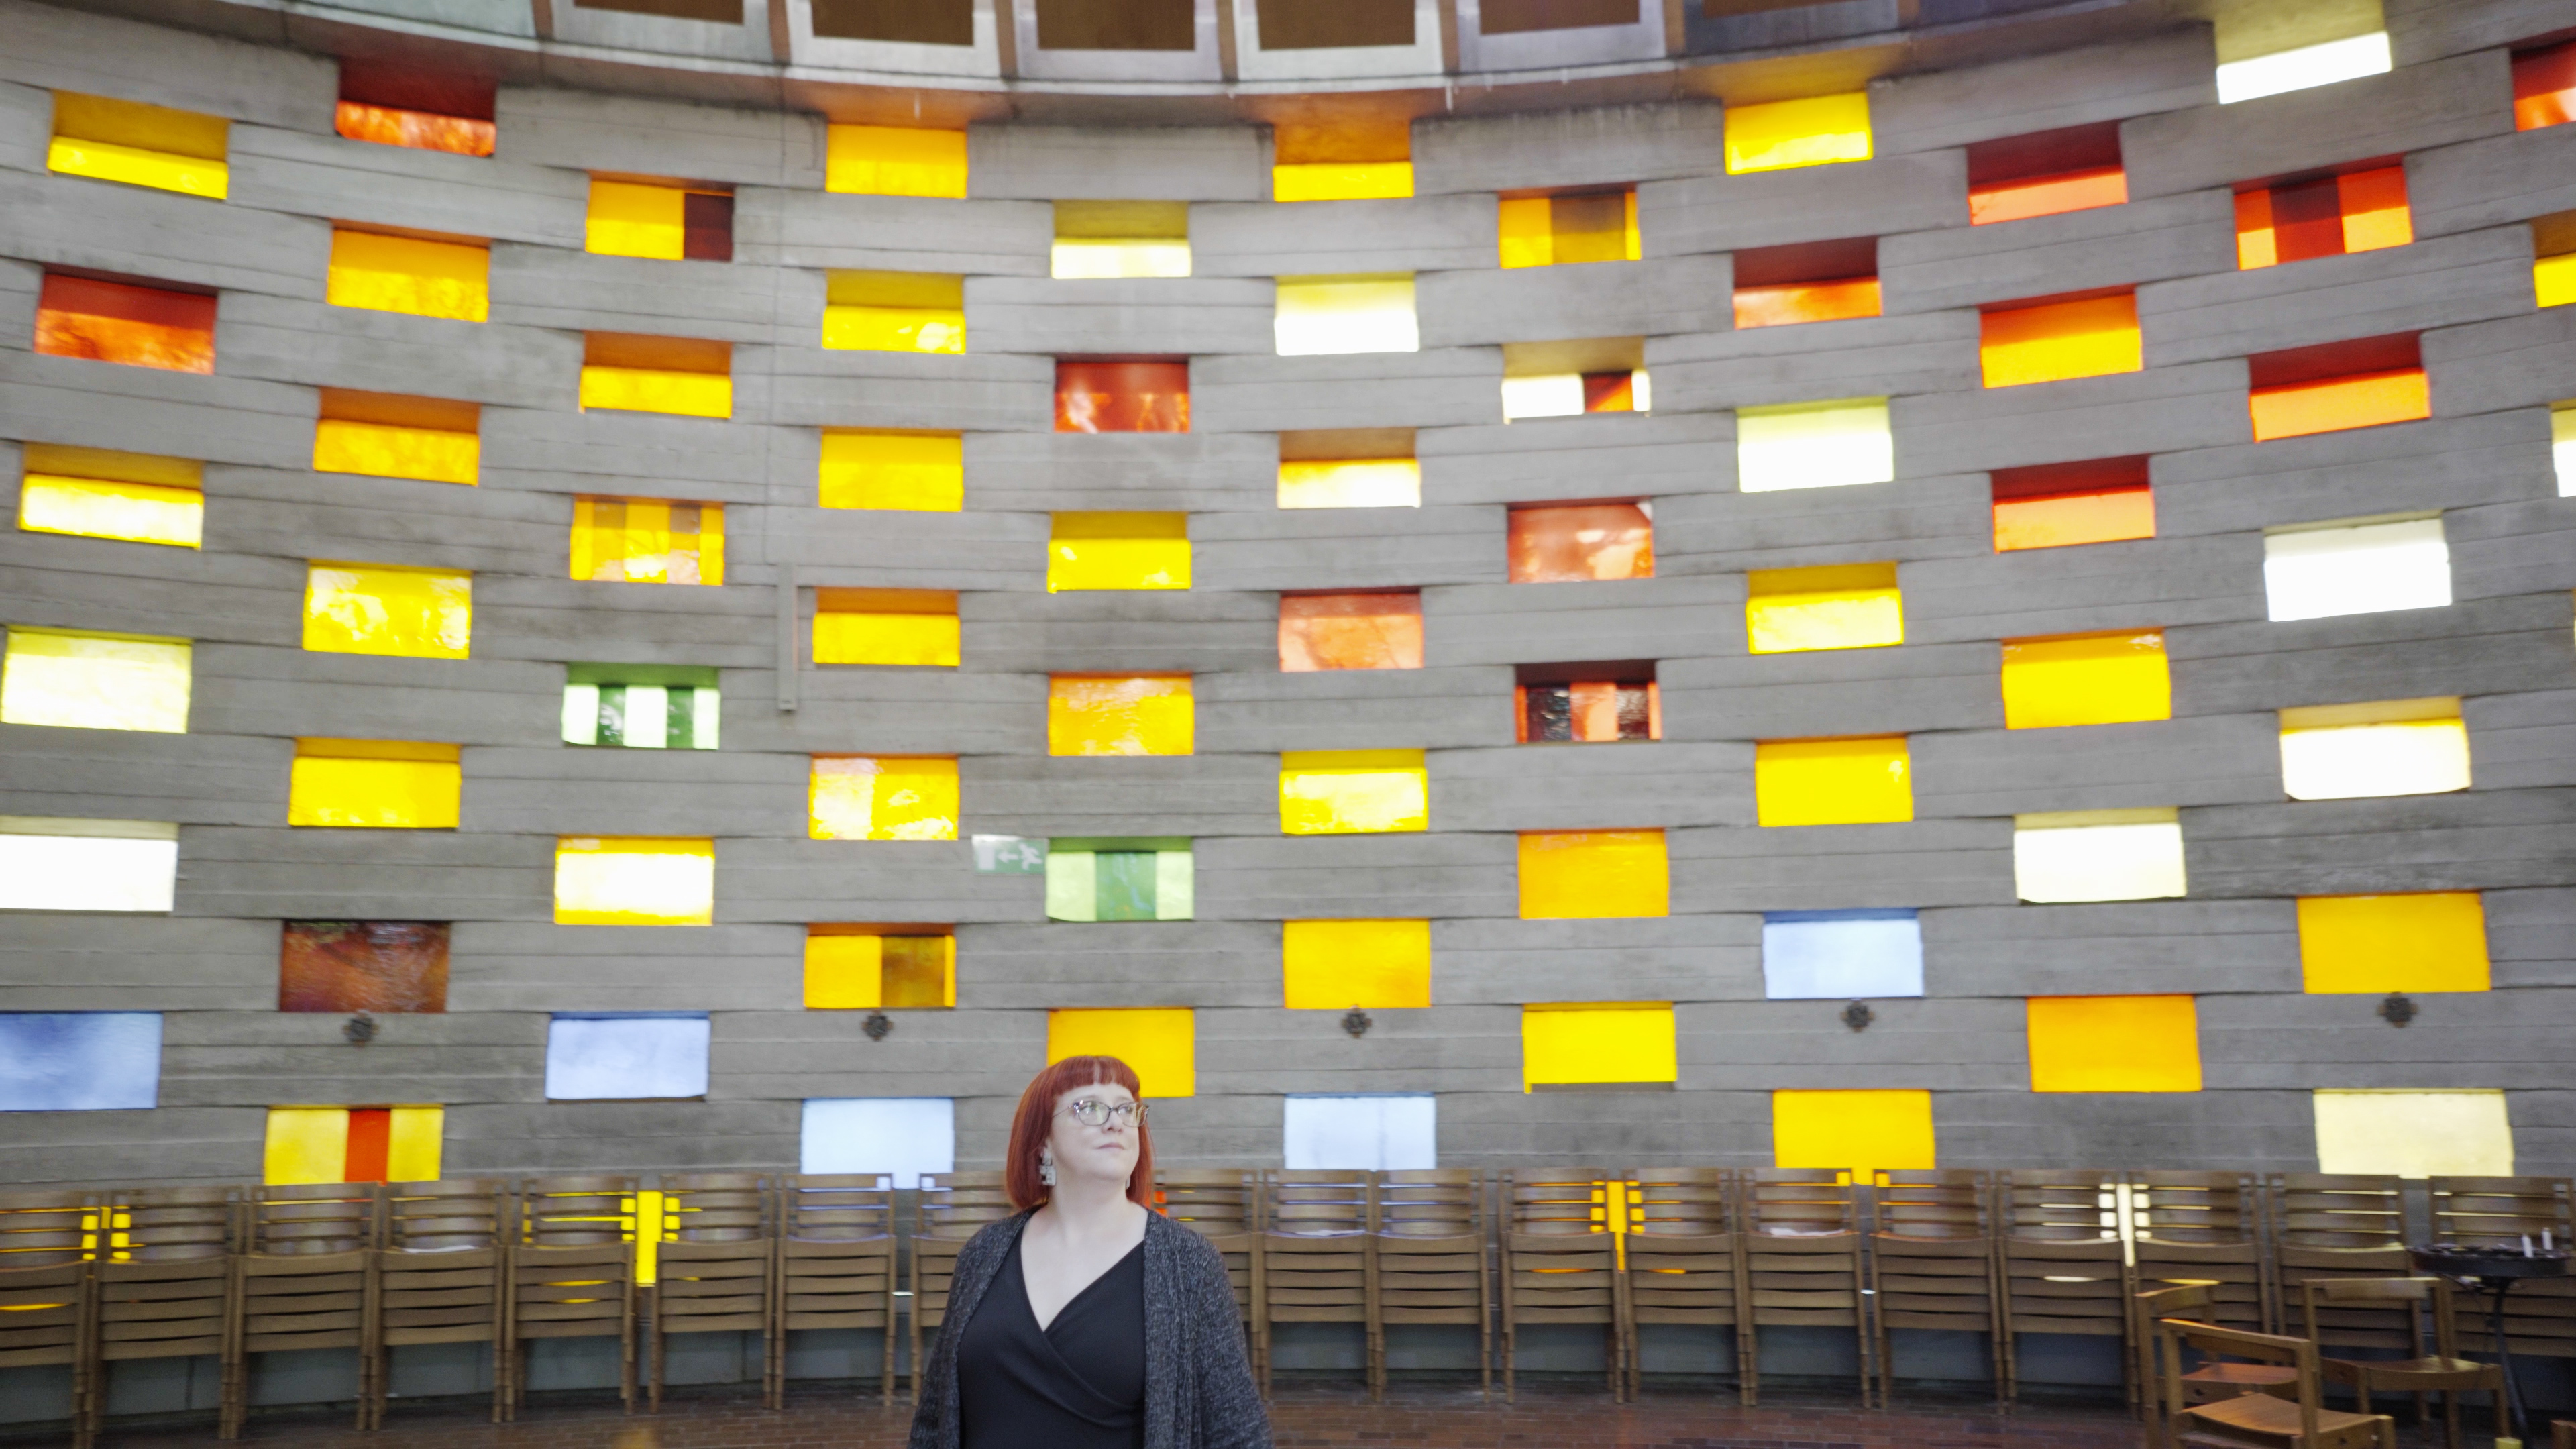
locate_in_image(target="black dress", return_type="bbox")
[956,1237,1147,1449]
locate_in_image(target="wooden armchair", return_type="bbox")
[2299,1277,2502,1449]
[2153,1318,2393,1449]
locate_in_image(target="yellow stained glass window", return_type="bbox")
[824,271,965,354]
[2298,892,2489,994]
[1279,749,1428,835]
[2000,631,2170,729]
[826,125,967,198]
[49,91,229,199]
[303,563,472,659]
[1522,1002,1675,1091]
[1049,675,1193,756]
[16,444,203,548]
[819,431,964,511]
[1049,513,1189,592]
[580,334,732,419]
[1978,293,2142,388]
[1047,1007,1194,1097]
[1754,736,1912,826]
[1518,829,1668,919]
[1275,161,1413,202]
[804,926,956,1009]
[2278,698,2470,800]
[0,627,190,732]
[1277,458,1419,509]
[2026,995,2201,1092]
[2313,1090,2513,1178]
[1746,564,1902,653]
[288,739,462,830]
[1052,201,1191,279]
[587,179,684,258]
[1281,918,1431,1008]
[570,498,724,586]
[808,755,959,841]
[1725,93,1871,174]
[1274,274,1418,355]
[314,390,480,487]
[1772,1090,1935,1175]
[326,230,489,323]
[814,588,960,667]
[1497,190,1639,269]
[553,836,714,925]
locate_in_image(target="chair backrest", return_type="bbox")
[780,1174,894,1241]
[0,1189,96,1269]
[2137,1282,2214,1319]
[1265,1169,1371,1237]
[382,1179,506,1253]
[918,1171,1015,1240]
[659,1173,769,1242]
[247,1183,378,1256]
[2000,1169,2122,1242]
[2428,1175,2575,1247]
[1377,1169,1480,1240]
[1627,1168,1731,1237]
[107,1185,236,1260]
[1745,1168,1857,1236]
[1504,1166,1615,1236]
[2131,1171,2257,1246]
[1157,1169,1257,1236]
[2269,1173,2407,1252]
[2298,1273,2443,1350]
[517,1174,639,1247]
[1873,1169,1987,1239]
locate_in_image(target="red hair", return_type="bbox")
[1006,1055,1155,1211]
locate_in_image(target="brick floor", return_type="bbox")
[32,1383,2521,1449]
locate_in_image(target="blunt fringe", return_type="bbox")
[1004,1055,1155,1210]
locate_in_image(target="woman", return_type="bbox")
[908,1055,1271,1449]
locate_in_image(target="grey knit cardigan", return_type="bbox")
[906,1208,1273,1449]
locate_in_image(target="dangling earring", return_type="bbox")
[1039,1150,1057,1187]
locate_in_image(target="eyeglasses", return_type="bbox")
[1061,1099,1147,1127]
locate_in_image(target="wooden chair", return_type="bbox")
[0,1190,97,1449]
[909,1171,1013,1400]
[2133,1172,2270,1336]
[2300,1277,2502,1449]
[369,1179,506,1428]
[1622,1167,1744,1403]
[2427,1176,2576,1374]
[1741,1168,1874,1407]
[1499,1166,1623,1401]
[89,1185,235,1446]
[1998,1169,2133,1405]
[2552,1417,2574,1449]
[2141,1282,2298,1448]
[1369,1169,1487,1399]
[647,1173,772,1413]
[223,1183,378,1438]
[1257,1169,1373,1393]
[504,1175,637,1419]
[773,1173,897,1407]
[1870,1169,2000,1407]
[1157,1169,1264,1383]
[2266,1175,2412,1343]
[2153,1318,2394,1449]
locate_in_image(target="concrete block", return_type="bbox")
[2123,51,2513,200]
[1192,193,1496,277]
[1417,254,1734,348]
[1414,103,1727,196]
[1642,151,1966,258]
[966,125,1262,201]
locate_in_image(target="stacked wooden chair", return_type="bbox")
[2266,1174,2414,1338]
[89,1186,235,1444]
[223,1183,377,1437]
[504,1175,637,1418]
[1997,1169,2132,1405]
[1156,1169,1264,1379]
[1256,1168,1373,1392]
[0,1190,98,1448]
[773,1173,898,1406]
[2428,1176,2576,1376]
[1870,1169,2000,1406]
[647,1173,773,1411]
[1498,1166,1623,1401]
[2299,1276,2503,1449]
[1740,1168,1874,1407]
[1368,1169,1487,1399]
[2127,1168,2269,1419]
[368,1178,507,1428]
[1621,1168,1743,1401]
[908,1171,1013,1398]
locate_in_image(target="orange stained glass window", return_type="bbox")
[1580,371,1641,413]
[1518,828,1668,920]
[1732,236,1880,329]
[1055,359,1189,433]
[1967,121,2126,226]
[278,920,449,1014]
[34,274,215,373]
[335,102,494,156]
[2235,166,2412,269]
[1980,292,2141,388]
[2248,333,2428,441]
[2512,40,2576,131]
[335,64,496,156]
[1517,671,1658,743]
[1991,456,2154,552]
[1508,502,1653,582]
[1279,592,1422,671]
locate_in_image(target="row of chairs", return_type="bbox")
[2,1169,2569,1442]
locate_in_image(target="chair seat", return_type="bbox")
[2181,1392,2392,1448]
[2322,1354,2496,1388]
[2182,1360,2301,1402]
